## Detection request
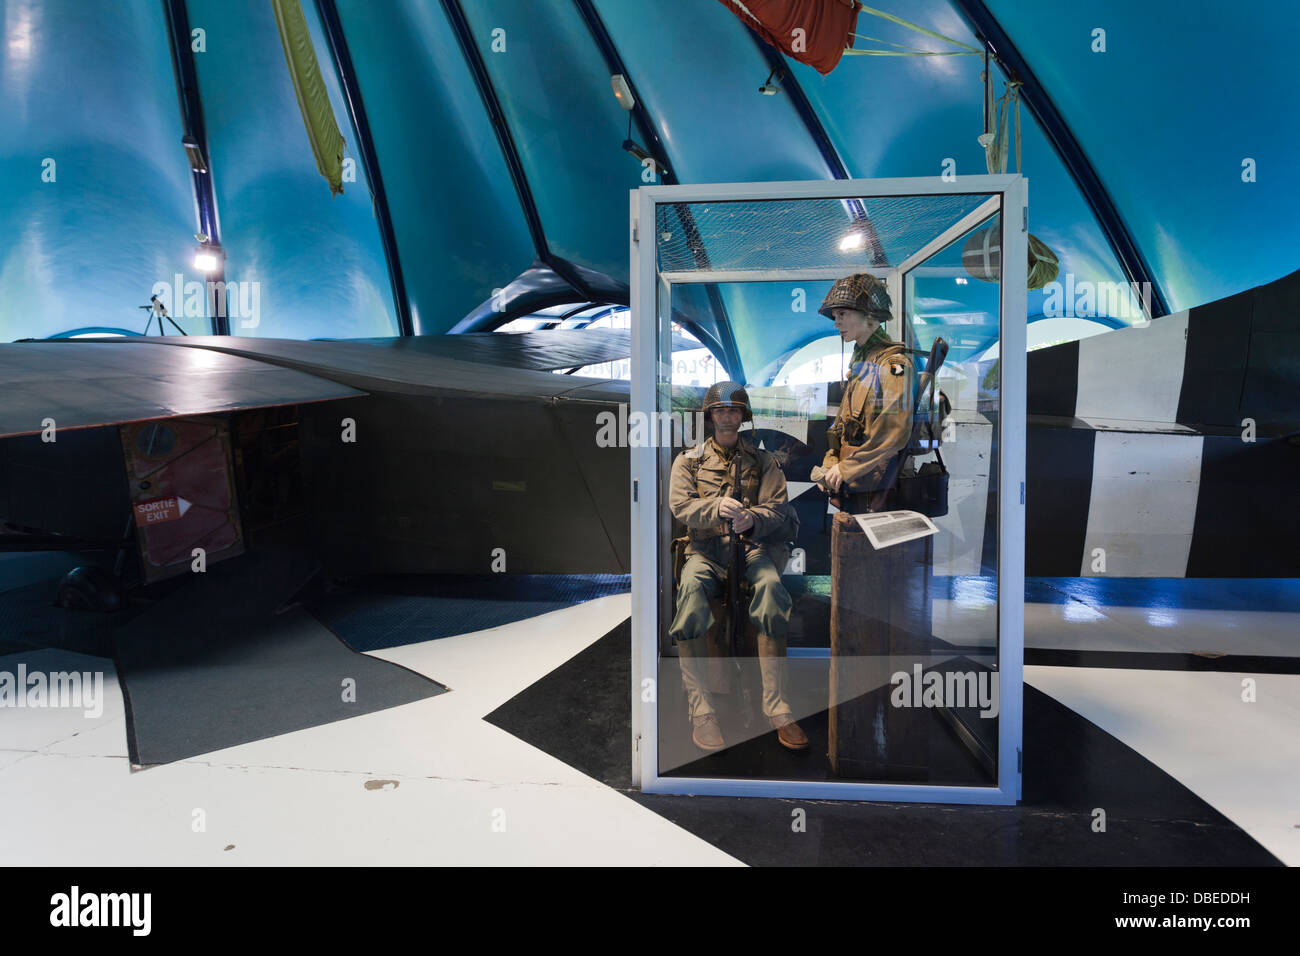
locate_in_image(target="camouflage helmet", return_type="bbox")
[819,272,892,321]
[702,380,752,423]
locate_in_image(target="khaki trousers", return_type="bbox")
[669,551,793,720]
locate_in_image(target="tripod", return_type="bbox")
[139,295,188,336]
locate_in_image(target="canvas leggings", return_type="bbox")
[668,550,793,720]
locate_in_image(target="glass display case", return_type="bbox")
[630,176,1026,802]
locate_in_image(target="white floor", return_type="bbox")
[935,598,1300,657]
[0,595,739,867]
[1026,666,1300,866]
[1,592,1295,866]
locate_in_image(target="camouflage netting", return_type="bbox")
[655,193,995,276]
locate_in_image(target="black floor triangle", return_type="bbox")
[485,620,1281,866]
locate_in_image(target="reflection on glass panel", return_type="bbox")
[507,309,731,383]
[905,214,1002,420]
[654,197,1001,788]
[772,336,853,386]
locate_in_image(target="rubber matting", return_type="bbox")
[112,546,446,766]
[307,573,630,652]
[485,620,1281,866]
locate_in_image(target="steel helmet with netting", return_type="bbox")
[702,380,752,423]
[819,272,892,322]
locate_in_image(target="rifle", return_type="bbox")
[728,444,744,659]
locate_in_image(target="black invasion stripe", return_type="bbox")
[1176,288,1252,429]
[1241,269,1300,432]
[1026,648,1300,674]
[1026,424,1095,576]
[1027,338,1078,418]
[1186,434,1300,577]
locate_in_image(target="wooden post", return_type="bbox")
[828,512,934,779]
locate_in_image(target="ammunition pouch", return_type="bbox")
[896,463,949,518]
[671,534,690,584]
[895,450,949,517]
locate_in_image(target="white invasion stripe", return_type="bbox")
[786,481,816,501]
[929,417,993,575]
[1026,667,1300,866]
[1075,417,1197,434]
[1080,431,1203,577]
[1074,310,1189,423]
[753,414,808,443]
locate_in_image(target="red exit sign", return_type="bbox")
[133,496,192,527]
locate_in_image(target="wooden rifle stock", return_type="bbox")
[728,447,743,656]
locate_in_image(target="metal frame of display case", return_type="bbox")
[630,175,1026,803]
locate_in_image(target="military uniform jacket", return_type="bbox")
[823,329,915,491]
[669,436,795,567]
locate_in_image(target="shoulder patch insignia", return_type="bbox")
[889,361,905,376]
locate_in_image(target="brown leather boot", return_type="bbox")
[769,713,808,751]
[692,713,725,751]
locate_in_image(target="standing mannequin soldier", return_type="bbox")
[817,273,915,513]
[667,381,807,753]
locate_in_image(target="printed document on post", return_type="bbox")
[853,510,939,550]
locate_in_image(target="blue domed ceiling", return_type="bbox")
[1,0,1295,379]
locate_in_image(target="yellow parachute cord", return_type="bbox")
[844,5,982,57]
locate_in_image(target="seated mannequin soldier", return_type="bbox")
[817,273,916,514]
[667,381,807,753]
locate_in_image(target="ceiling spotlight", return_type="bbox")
[194,241,223,273]
[759,68,781,95]
[611,74,636,111]
[838,231,865,252]
[623,139,652,164]
[623,139,663,178]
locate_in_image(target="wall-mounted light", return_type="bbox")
[194,236,223,273]
[759,68,781,95]
[613,73,663,176]
[611,73,636,111]
[182,135,208,173]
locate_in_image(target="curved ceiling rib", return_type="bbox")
[439,0,592,303]
[162,0,226,334]
[741,28,887,270]
[571,0,743,381]
[315,0,413,336]
[950,0,1170,318]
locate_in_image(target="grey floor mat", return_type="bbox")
[307,573,631,651]
[112,545,446,766]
